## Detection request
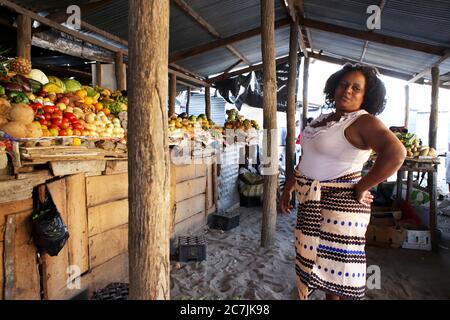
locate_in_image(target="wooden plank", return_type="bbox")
[89,224,128,269]
[0,198,33,216]
[169,17,290,63]
[173,211,206,237]
[50,160,106,176]
[88,199,128,237]
[172,162,207,183]
[4,214,40,300]
[175,194,206,224]
[86,173,128,207]
[42,178,70,300]
[16,169,52,180]
[0,241,3,300]
[207,162,214,210]
[104,160,128,174]
[175,176,206,202]
[0,176,52,204]
[66,174,89,274]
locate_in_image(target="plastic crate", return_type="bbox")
[91,283,129,300]
[177,235,207,262]
[211,211,240,231]
[402,228,432,251]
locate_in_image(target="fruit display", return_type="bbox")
[223,109,260,145]
[168,112,222,146]
[0,56,128,142]
[394,132,437,158]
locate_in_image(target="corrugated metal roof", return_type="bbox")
[309,29,367,61]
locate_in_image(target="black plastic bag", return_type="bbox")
[31,184,69,256]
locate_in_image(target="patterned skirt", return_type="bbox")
[294,170,371,300]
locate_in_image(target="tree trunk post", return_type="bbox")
[286,22,298,181]
[115,51,125,91]
[429,66,439,149]
[260,0,278,248]
[205,86,211,119]
[404,85,409,128]
[186,86,191,116]
[16,14,32,60]
[95,61,102,86]
[128,0,170,300]
[169,73,177,115]
[302,56,309,130]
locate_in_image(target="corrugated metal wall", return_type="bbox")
[181,92,226,126]
[217,144,242,212]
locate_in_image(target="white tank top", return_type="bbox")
[297,110,372,181]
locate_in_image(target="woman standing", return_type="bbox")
[280,64,406,300]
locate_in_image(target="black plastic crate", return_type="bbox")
[177,235,207,262]
[91,282,129,300]
[211,211,240,231]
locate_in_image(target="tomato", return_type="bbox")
[60,118,71,129]
[44,112,52,121]
[38,119,48,126]
[59,129,67,136]
[51,113,63,121]
[72,129,81,136]
[63,112,77,122]
[43,106,55,114]
[53,109,63,117]
[58,97,70,105]
[30,102,43,111]
[51,118,62,126]
[72,123,84,131]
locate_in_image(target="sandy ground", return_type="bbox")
[170,206,450,300]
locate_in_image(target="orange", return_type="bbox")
[75,90,87,99]
[94,102,104,111]
[102,108,111,116]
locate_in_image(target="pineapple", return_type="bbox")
[9,57,32,75]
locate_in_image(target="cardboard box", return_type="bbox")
[366,224,406,248]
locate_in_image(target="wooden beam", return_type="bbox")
[16,14,31,60]
[282,0,308,57]
[186,87,191,116]
[172,0,250,65]
[128,0,170,300]
[208,55,291,83]
[260,0,278,248]
[169,73,177,115]
[222,60,243,75]
[205,86,211,119]
[168,68,210,87]
[408,51,450,83]
[169,17,290,63]
[0,0,127,55]
[299,17,447,56]
[404,85,410,128]
[302,56,309,130]
[429,66,439,149]
[115,51,125,91]
[308,52,414,81]
[169,63,205,81]
[286,22,299,181]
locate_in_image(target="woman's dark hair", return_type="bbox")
[323,63,386,115]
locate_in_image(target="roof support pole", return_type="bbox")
[186,87,191,116]
[260,0,278,248]
[128,0,170,300]
[429,66,439,150]
[115,51,125,91]
[302,56,309,130]
[16,14,31,60]
[404,85,409,128]
[95,62,102,87]
[286,22,299,182]
[169,73,177,115]
[205,86,211,119]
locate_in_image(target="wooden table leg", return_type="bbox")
[406,171,413,202]
[396,170,403,208]
[428,170,437,250]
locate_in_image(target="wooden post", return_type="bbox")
[95,61,102,87]
[260,0,278,248]
[395,170,403,208]
[429,170,437,249]
[302,57,310,130]
[128,0,170,300]
[429,66,439,149]
[404,85,409,128]
[169,73,176,115]
[115,51,125,91]
[286,22,298,180]
[16,14,31,60]
[205,86,211,119]
[406,171,413,202]
[186,86,191,116]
